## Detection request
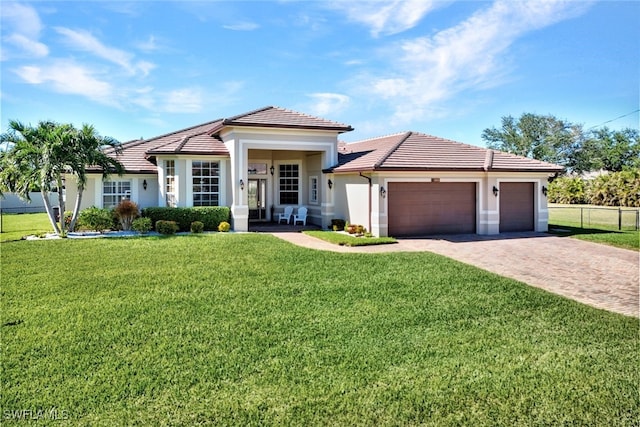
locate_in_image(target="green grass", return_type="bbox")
[0,212,52,242]
[548,203,639,231]
[548,225,639,251]
[1,235,638,425]
[304,230,397,246]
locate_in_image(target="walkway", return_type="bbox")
[272,232,639,318]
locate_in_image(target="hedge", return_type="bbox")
[549,170,640,207]
[141,207,231,231]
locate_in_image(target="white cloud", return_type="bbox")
[360,0,592,124]
[307,93,350,116]
[329,0,444,37]
[16,60,115,106]
[163,88,203,113]
[1,2,49,59]
[1,2,44,39]
[54,27,154,76]
[135,35,160,53]
[223,22,260,31]
[4,34,49,58]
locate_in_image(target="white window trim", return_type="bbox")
[102,180,132,209]
[277,161,301,207]
[309,175,318,205]
[191,160,221,207]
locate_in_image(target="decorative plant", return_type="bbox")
[190,221,204,233]
[114,200,139,231]
[331,219,346,231]
[78,206,114,232]
[218,221,231,232]
[156,220,179,235]
[132,217,152,234]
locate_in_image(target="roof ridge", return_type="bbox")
[373,131,413,169]
[483,149,494,171]
[346,131,409,145]
[142,119,224,143]
[410,131,489,153]
[223,106,274,123]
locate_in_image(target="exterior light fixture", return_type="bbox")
[542,186,548,196]
[328,179,333,189]
[240,179,244,190]
[380,186,386,198]
[143,179,147,190]
[270,165,275,176]
[493,186,499,197]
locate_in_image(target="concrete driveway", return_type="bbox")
[272,232,639,318]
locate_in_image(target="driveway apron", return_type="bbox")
[272,232,639,318]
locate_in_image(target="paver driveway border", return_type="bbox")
[272,231,639,318]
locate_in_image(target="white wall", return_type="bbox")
[332,171,552,237]
[0,192,59,213]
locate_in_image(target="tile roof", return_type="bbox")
[214,106,354,133]
[331,131,563,173]
[89,120,225,173]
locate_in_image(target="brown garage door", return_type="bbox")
[388,182,476,236]
[499,182,534,232]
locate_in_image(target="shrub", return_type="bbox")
[190,221,204,233]
[141,207,230,231]
[78,207,114,232]
[218,221,230,232]
[132,217,152,234]
[115,200,139,231]
[156,220,179,235]
[548,176,587,204]
[330,218,346,231]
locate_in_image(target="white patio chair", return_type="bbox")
[293,206,308,226]
[278,206,294,224]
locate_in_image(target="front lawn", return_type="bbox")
[304,230,397,246]
[549,225,639,251]
[0,212,52,242]
[1,235,638,425]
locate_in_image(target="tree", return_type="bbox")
[0,121,123,235]
[577,127,640,173]
[482,113,639,174]
[481,113,580,168]
[67,124,124,231]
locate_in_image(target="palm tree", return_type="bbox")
[67,124,124,231]
[1,120,124,235]
[1,120,63,233]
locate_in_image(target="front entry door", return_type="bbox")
[248,179,267,221]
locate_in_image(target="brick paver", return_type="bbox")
[272,232,639,317]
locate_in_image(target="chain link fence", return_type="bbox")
[548,204,640,231]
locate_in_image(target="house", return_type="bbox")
[65,106,562,236]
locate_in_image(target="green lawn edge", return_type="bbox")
[303,230,397,246]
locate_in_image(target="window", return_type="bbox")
[279,164,299,205]
[309,176,318,204]
[192,161,219,206]
[165,160,176,207]
[103,181,130,209]
[248,163,267,175]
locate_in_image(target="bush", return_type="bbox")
[330,218,346,231]
[549,170,640,207]
[190,221,204,233]
[132,217,152,234]
[548,176,587,204]
[155,220,179,235]
[78,207,114,232]
[141,207,230,231]
[114,200,139,231]
[218,221,230,232]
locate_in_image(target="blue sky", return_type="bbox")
[1,1,638,146]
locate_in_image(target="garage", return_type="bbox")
[499,182,534,232]
[388,182,476,236]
